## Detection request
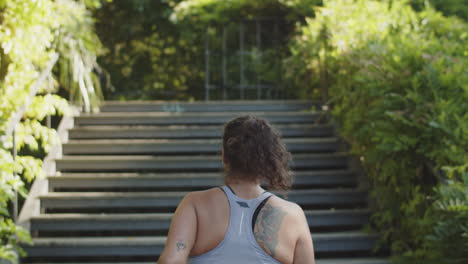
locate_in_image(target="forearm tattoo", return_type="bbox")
[176,240,186,252]
[254,204,287,257]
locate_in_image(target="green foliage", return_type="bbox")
[95,0,322,100]
[411,0,468,20]
[171,0,321,25]
[0,149,35,263]
[171,0,322,99]
[422,176,468,263]
[17,95,71,154]
[54,0,106,112]
[0,0,104,262]
[24,95,71,122]
[0,0,56,132]
[0,218,32,262]
[94,0,200,100]
[80,0,112,9]
[288,0,468,262]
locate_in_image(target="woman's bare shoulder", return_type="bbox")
[264,194,309,235]
[183,187,227,207]
[267,193,305,217]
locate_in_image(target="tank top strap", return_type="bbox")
[219,185,237,204]
[219,185,273,211]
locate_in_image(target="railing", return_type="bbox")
[204,17,283,101]
[1,53,59,223]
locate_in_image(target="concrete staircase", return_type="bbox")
[21,100,390,264]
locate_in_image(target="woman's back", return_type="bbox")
[158,115,315,264]
[158,184,314,264]
[189,185,281,263]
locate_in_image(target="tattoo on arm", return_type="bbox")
[254,204,287,257]
[176,240,186,252]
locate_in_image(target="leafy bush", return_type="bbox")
[0,0,104,262]
[422,174,468,263]
[171,0,320,24]
[288,0,468,262]
[411,0,468,20]
[94,0,202,100]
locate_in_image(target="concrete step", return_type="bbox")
[55,153,349,172]
[23,259,390,264]
[74,111,325,126]
[22,231,379,257]
[317,259,390,264]
[47,170,357,191]
[69,124,334,139]
[100,100,320,112]
[39,189,367,212]
[30,209,370,234]
[63,137,341,155]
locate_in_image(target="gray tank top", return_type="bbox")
[188,185,281,264]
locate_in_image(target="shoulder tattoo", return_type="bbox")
[254,204,287,257]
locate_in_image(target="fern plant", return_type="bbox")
[423,174,468,263]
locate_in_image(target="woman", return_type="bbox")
[159,115,315,264]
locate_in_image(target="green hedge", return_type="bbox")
[288,0,467,262]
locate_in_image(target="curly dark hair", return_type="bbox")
[222,115,294,191]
